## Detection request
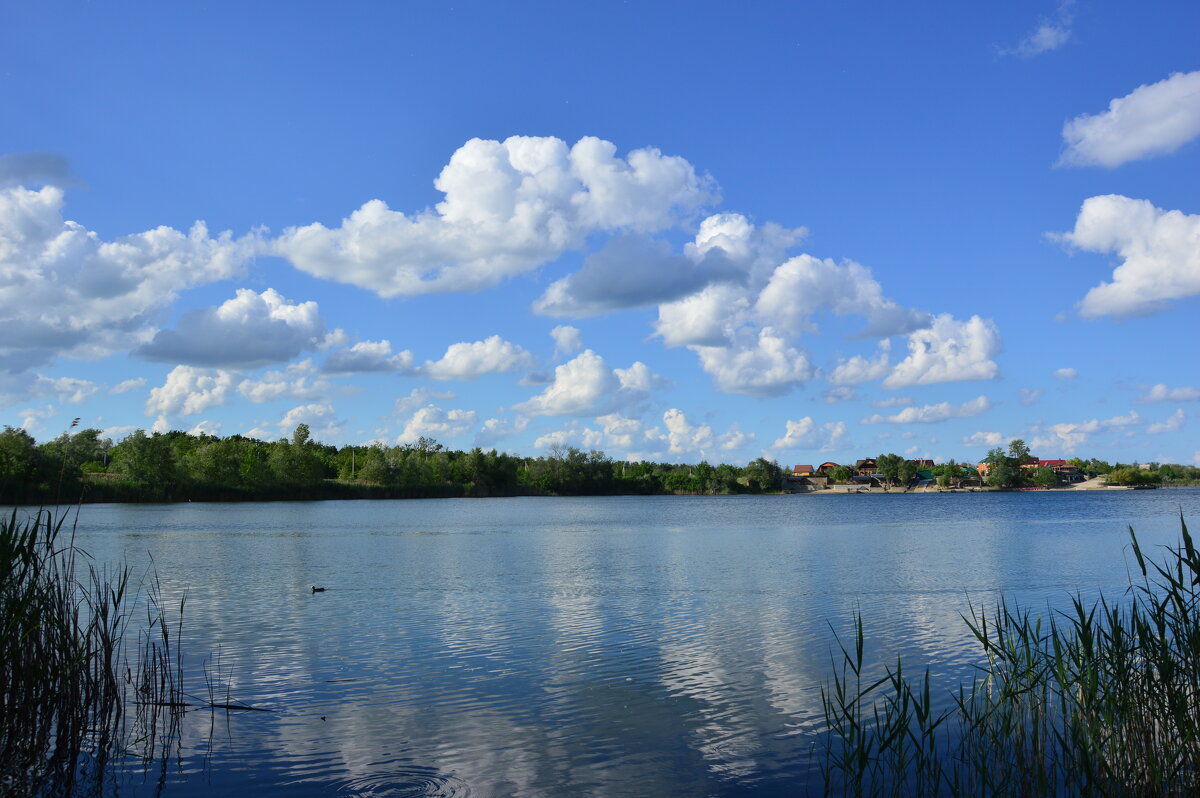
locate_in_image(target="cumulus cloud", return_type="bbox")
[771,417,848,452]
[1060,71,1200,168]
[237,359,332,403]
[884,314,1001,388]
[654,283,749,348]
[397,404,477,444]
[1054,367,1078,380]
[1031,412,1143,453]
[392,387,457,417]
[273,136,715,297]
[872,396,914,409]
[279,401,344,440]
[692,328,814,397]
[110,377,147,395]
[755,255,930,337]
[1137,384,1200,404]
[474,415,529,447]
[828,340,892,386]
[862,395,992,424]
[145,366,236,419]
[963,431,1005,448]
[662,408,714,455]
[550,325,582,359]
[1000,1,1073,58]
[533,424,605,451]
[420,335,534,380]
[1148,409,1186,434]
[134,288,325,368]
[822,386,857,403]
[35,376,98,405]
[322,340,414,375]
[513,350,662,416]
[1059,195,1200,317]
[0,185,254,381]
[533,234,742,316]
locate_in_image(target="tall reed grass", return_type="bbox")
[819,515,1200,796]
[0,508,186,797]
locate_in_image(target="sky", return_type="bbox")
[2,0,1198,467]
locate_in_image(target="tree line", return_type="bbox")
[2,425,1194,505]
[0,424,790,504]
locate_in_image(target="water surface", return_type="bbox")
[46,490,1200,796]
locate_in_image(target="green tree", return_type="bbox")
[829,465,853,484]
[876,453,905,486]
[744,457,783,492]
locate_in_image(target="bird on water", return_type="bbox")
[312,585,326,593]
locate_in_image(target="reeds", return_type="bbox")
[818,514,1200,796]
[0,508,186,796]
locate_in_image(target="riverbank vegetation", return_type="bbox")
[0,509,189,795]
[2,424,1195,505]
[819,515,1200,796]
[0,423,789,504]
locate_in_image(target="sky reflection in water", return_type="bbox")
[55,490,1200,796]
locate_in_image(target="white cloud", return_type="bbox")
[1060,195,1200,317]
[134,288,325,368]
[533,234,741,316]
[691,328,814,397]
[279,401,344,440]
[16,404,56,434]
[533,424,604,451]
[392,387,457,417]
[273,136,715,297]
[513,350,661,416]
[1137,384,1200,403]
[145,366,235,418]
[397,404,477,444]
[1148,408,1186,434]
[962,431,1005,448]
[1019,387,1044,406]
[474,415,530,447]
[35,375,98,405]
[662,408,714,454]
[420,335,534,380]
[771,417,848,452]
[755,255,929,337]
[654,283,749,348]
[550,325,582,359]
[862,395,992,424]
[1001,1,1073,58]
[828,340,892,385]
[822,386,857,403]
[0,185,254,380]
[237,359,332,403]
[872,396,914,409]
[187,419,221,437]
[1054,367,1077,380]
[322,340,414,375]
[1060,71,1200,168]
[884,314,1000,388]
[110,377,147,395]
[1031,411,1143,454]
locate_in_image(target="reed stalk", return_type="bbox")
[0,509,187,796]
[818,514,1200,796]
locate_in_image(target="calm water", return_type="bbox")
[39,490,1200,796]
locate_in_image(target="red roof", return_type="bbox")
[793,464,814,474]
[1039,459,1068,468]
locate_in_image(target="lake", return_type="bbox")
[38,489,1200,796]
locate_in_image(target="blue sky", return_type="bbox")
[2,0,1198,466]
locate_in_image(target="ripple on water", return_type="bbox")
[330,767,471,798]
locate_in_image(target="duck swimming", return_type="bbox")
[311,586,326,593]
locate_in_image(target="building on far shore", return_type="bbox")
[792,464,814,477]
